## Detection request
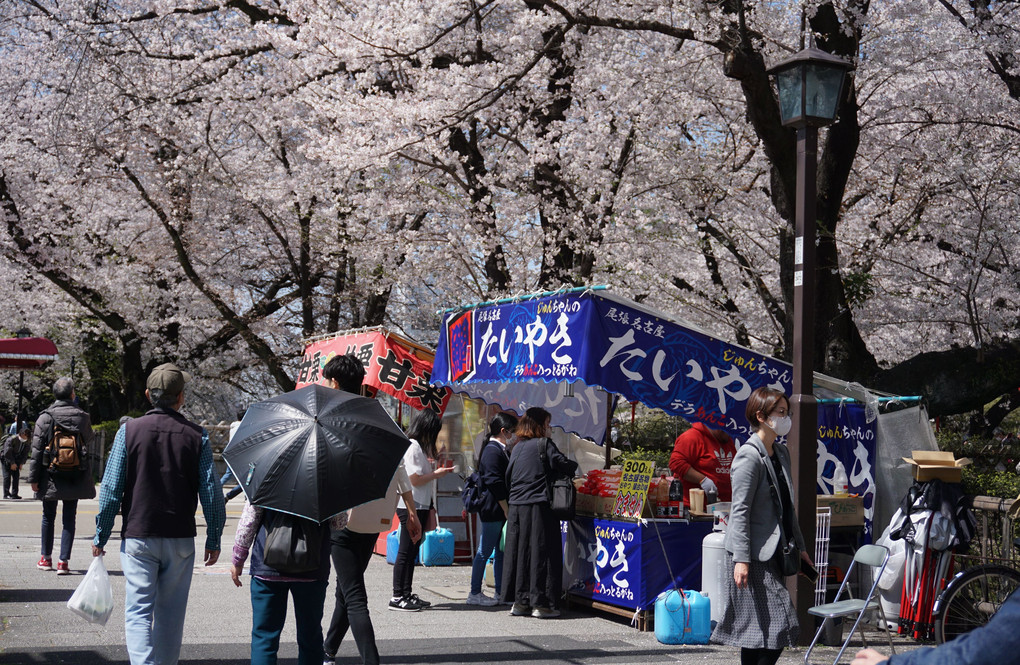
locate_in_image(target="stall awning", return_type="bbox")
[0,337,59,370]
[432,288,792,444]
[296,327,451,415]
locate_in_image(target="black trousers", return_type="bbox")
[501,502,562,609]
[325,529,379,665]
[392,508,430,599]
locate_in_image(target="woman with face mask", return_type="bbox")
[711,387,813,665]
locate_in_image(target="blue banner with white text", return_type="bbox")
[433,291,793,444]
[817,402,876,540]
[561,516,712,610]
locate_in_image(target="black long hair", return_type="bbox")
[406,408,443,459]
[488,412,519,439]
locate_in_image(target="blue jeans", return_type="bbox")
[470,519,505,596]
[120,537,196,665]
[41,499,77,561]
[219,470,243,501]
[250,577,328,665]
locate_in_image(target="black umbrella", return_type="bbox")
[222,384,411,522]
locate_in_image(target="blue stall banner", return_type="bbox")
[817,402,877,541]
[434,291,793,444]
[562,516,712,610]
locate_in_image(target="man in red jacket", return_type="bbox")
[668,422,737,508]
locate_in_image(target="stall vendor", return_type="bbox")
[668,422,737,508]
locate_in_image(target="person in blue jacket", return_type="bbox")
[466,411,518,606]
[852,588,1020,665]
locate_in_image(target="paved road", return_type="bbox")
[0,498,919,664]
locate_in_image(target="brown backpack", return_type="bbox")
[45,417,84,476]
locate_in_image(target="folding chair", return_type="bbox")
[804,543,896,665]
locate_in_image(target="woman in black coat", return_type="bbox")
[501,407,577,619]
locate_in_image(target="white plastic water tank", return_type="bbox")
[701,527,728,625]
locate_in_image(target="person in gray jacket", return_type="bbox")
[27,377,96,574]
[711,386,813,665]
[2,424,31,499]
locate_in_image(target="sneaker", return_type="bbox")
[56,560,70,575]
[510,602,532,616]
[532,606,561,619]
[10,495,21,500]
[322,652,336,665]
[407,593,431,608]
[466,592,499,606]
[388,596,422,612]
[37,556,53,571]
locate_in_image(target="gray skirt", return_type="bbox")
[710,550,799,649]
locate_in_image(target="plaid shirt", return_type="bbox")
[94,421,226,551]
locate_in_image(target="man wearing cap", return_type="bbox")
[92,363,226,665]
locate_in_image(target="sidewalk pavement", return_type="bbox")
[0,497,919,664]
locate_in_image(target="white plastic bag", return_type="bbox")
[67,555,115,625]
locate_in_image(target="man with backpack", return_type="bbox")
[2,424,31,499]
[27,377,97,574]
[92,363,226,665]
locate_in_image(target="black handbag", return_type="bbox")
[777,539,800,576]
[262,510,324,574]
[539,439,576,520]
[549,473,577,520]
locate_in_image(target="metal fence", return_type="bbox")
[91,421,235,480]
[967,495,1019,565]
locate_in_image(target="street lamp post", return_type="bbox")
[768,46,853,630]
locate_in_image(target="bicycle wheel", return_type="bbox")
[933,565,1020,644]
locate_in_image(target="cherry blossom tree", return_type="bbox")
[0,0,1017,421]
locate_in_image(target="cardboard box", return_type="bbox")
[817,495,865,527]
[902,450,971,483]
[575,493,598,516]
[597,496,617,516]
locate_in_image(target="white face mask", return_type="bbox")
[768,415,792,437]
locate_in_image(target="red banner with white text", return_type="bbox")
[296,331,450,415]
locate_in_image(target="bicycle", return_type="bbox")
[931,538,1020,644]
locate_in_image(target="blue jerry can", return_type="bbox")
[386,530,400,564]
[386,529,422,565]
[420,527,455,566]
[654,589,711,645]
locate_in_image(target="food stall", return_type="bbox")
[430,286,883,624]
[295,328,474,560]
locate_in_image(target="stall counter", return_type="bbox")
[562,515,713,612]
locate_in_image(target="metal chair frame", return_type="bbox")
[804,543,896,665]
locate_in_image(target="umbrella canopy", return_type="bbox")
[222,384,411,522]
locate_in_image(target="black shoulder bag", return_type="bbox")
[262,510,325,575]
[539,439,576,520]
[758,447,800,576]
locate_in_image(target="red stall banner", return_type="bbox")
[295,329,451,415]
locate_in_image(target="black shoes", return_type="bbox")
[388,595,427,612]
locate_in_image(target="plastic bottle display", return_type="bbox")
[655,475,671,517]
[833,466,849,496]
[668,477,684,518]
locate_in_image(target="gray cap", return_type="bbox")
[146,363,192,396]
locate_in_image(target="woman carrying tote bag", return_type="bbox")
[501,407,577,619]
[711,387,814,665]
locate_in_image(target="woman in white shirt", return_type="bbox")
[389,409,453,612]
